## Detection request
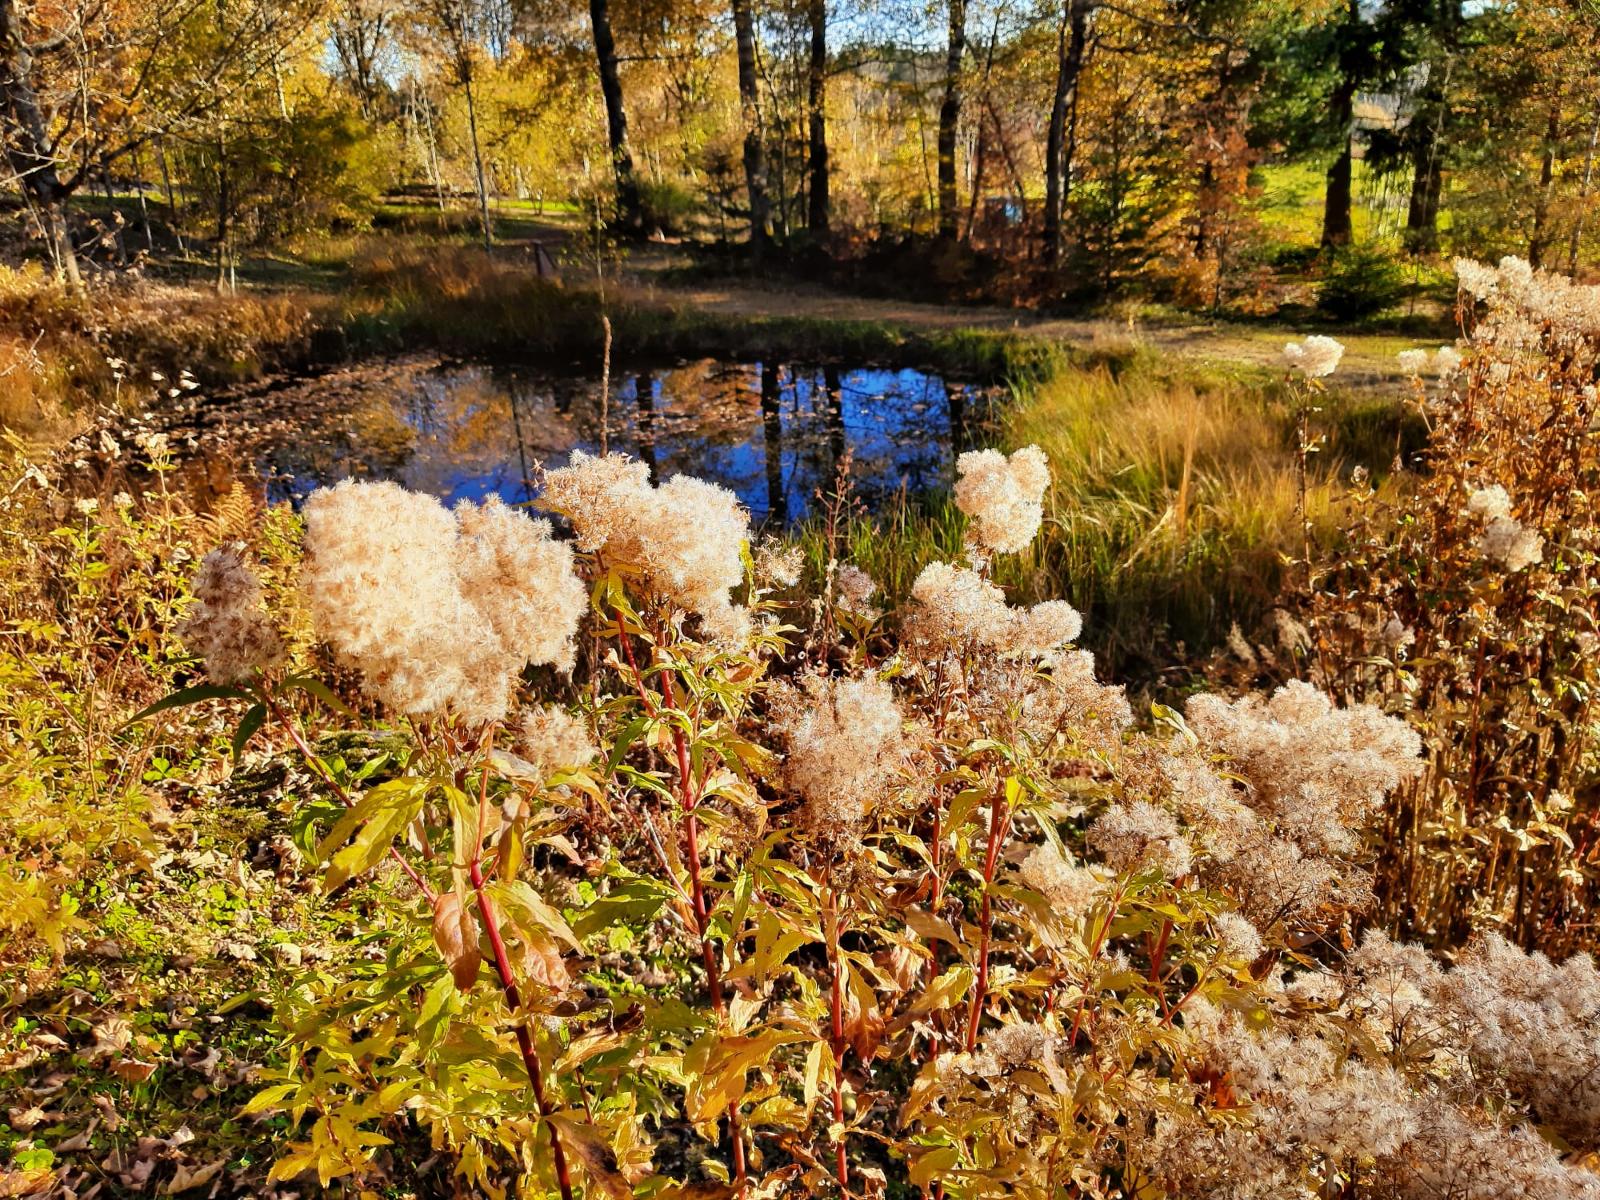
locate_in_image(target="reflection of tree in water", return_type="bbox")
[759,362,786,525]
[635,371,659,486]
[167,355,998,520]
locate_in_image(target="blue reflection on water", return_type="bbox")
[231,357,996,523]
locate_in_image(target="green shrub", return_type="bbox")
[1316,243,1408,319]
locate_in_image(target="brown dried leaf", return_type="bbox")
[431,890,482,993]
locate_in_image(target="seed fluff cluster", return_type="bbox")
[514,704,599,780]
[1466,483,1544,571]
[770,671,905,841]
[300,480,585,725]
[905,561,1081,658]
[953,445,1050,555]
[1142,681,1423,934]
[540,450,751,642]
[180,544,285,684]
[1282,335,1345,379]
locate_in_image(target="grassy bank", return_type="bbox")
[326,240,1067,381]
[803,352,1417,682]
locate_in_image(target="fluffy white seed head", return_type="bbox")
[772,671,905,839]
[1088,800,1193,879]
[1477,515,1544,571]
[540,451,752,642]
[1283,335,1345,379]
[300,480,584,724]
[180,545,284,684]
[515,704,599,779]
[906,562,1082,658]
[1466,484,1512,521]
[1017,841,1103,919]
[954,445,1051,554]
[833,563,880,620]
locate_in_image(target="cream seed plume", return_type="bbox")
[180,545,284,684]
[954,444,1050,554]
[906,561,1082,657]
[1017,841,1102,919]
[1466,485,1543,570]
[832,563,880,620]
[771,671,905,839]
[299,481,584,724]
[1282,335,1345,379]
[540,450,752,641]
[1088,800,1193,879]
[514,704,599,780]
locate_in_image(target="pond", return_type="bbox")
[164,355,1002,524]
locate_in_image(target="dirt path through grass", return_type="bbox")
[627,266,1421,389]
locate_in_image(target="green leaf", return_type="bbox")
[323,784,426,892]
[569,878,675,942]
[494,879,583,951]
[240,1082,298,1115]
[231,703,267,759]
[284,674,355,716]
[124,682,253,727]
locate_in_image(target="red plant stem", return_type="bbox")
[1068,883,1126,1047]
[658,655,749,1186]
[264,695,436,904]
[824,892,850,1191]
[1148,918,1174,1021]
[965,797,1010,1052]
[470,859,575,1200]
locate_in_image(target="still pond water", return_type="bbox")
[171,356,1000,524]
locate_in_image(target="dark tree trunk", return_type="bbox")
[1321,78,1355,249]
[0,0,80,287]
[462,66,493,251]
[1042,0,1089,264]
[214,139,230,291]
[1404,0,1461,254]
[936,0,966,239]
[590,0,643,233]
[1528,103,1561,269]
[1568,107,1599,275]
[1321,0,1361,250]
[1405,135,1443,253]
[806,0,829,234]
[732,0,771,251]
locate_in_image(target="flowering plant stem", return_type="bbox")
[823,888,850,1192]
[966,796,1011,1052]
[470,857,576,1200]
[658,645,749,1186]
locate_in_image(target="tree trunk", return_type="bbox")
[760,363,786,523]
[1528,103,1561,269]
[731,0,770,251]
[806,0,829,234]
[590,0,643,233]
[1567,106,1599,275]
[1321,78,1355,249]
[462,66,494,251]
[1404,1,1459,255]
[1042,0,1089,264]
[215,140,231,293]
[0,0,81,287]
[1405,133,1443,253]
[936,0,966,239]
